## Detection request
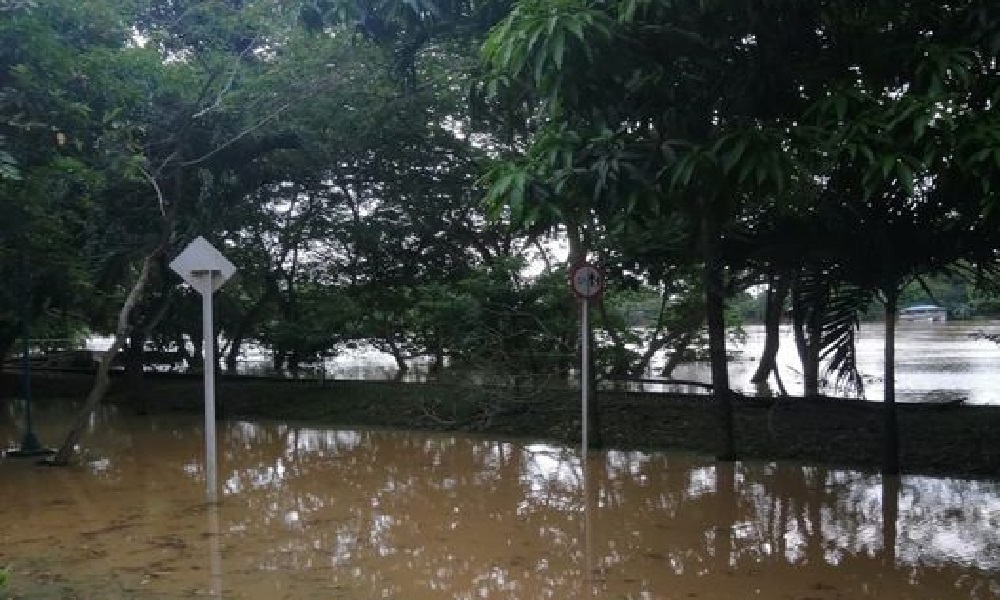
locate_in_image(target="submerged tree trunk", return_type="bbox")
[882,288,900,475]
[430,345,445,374]
[124,332,147,413]
[660,332,694,378]
[288,349,301,378]
[702,208,734,460]
[50,249,164,465]
[792,312,820,396]
[752,273,789,384]
[881,474,899,566]
[174,333,192,368]
[224,335,242,373]
[386,336,409,374]
[791,281,823,397]
[0,326,15,377]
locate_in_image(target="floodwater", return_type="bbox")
[241,322,1000,404]
[670,321,1000,404]
[2,403,1000,599]
[85,321,1000,404]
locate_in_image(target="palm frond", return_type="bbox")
[818,284,870,397]
[793,267,869,397]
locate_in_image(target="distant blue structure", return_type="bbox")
[899,305,948,322]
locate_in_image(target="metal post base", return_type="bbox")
[6,432,55,458]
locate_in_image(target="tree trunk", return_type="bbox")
[882,289,900,475]
[751,273,789,384]
[0,328,14,402]
[792,316,820,396]
[288,349,301,378]
[124,332,147,413]
[881,474,899,566]
[175,333,192,370]
[225,332,243,373]
[660,332,694,378]
[702,209,734,460]
[0,326,15,377]
[50,249,163,465]
[791,283,822,397]
[430,345,445,374]
[386,336,409,373]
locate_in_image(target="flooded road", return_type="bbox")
[2,403,999,599]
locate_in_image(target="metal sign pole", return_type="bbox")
[169,237,235,505]
[581,296,589,456]
[569,262,603,594]
[208,502,223,595]
[581,294,593,592]
[201,270,218,504]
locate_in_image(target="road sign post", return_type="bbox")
[569,263,605,456]
[569,262,604,591]
[169,237,236,504]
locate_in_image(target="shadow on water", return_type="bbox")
[0,405,998,599]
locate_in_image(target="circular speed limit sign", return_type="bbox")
[570,263,605,299]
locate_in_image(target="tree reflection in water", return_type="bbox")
[0,413,999,599]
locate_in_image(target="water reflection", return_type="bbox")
[1,410,999,599]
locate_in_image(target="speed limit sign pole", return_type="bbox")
[570,263,605,455]
[570,262,603,591]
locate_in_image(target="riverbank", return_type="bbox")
[3,370,999,478]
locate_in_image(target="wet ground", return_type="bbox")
[2,405,999,599]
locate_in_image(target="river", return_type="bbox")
[1,403,999,599]
[661,321,1000,404]
[85,320,1000,404]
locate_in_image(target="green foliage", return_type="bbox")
[727,291,764,324]
[443,261,578,376]
[5,0,1000,401]
[893,274,1000,320]
[477,0,1000,416]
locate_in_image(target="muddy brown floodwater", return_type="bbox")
[2,402,999,599]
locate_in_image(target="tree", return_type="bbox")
[48,0,327,464]
[481,0,1000,471]
[480,0,805,459]
[784,2,1000,473]
[0,0,129,381]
